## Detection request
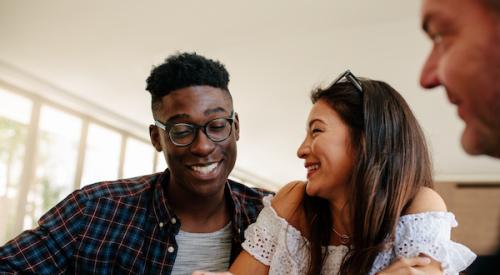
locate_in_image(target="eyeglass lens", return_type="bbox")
[169,118,232,146]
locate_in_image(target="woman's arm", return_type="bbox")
[270,181,308,231]
[228,181,307,275]
[378,187,447,275]
[376,256,437,275]
[192,250,269,275]
[228,250,269,275]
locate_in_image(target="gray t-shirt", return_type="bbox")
[171,222,232,275]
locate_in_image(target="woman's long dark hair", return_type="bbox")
[304,79,433,275]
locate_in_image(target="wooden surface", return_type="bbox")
[435,182,500,256]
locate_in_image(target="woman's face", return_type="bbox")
[297,100,355,200]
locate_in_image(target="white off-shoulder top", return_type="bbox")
[242,195,476,275]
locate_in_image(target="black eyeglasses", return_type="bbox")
[330,69,363,93]
[155,112,235,147]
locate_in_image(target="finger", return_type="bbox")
[407,256,431,267]
[384,256,431,271]
[382,256,407,272]
[192,272,233,275]
[377,266,427,275]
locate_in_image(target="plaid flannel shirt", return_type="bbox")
[0,169,272,274]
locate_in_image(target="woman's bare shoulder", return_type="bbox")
[404,186,447,215]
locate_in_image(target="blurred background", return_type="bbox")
[0,0,498,256]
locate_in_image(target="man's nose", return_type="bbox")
[420,49,441,89]
[189,129,216,156]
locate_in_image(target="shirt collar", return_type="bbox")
[152,169,244,242]
[152,169,176,231]
[225,180,244,243]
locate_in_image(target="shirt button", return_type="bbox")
[168,246,175,253]
[171,218,177,224]
[159,222,164,228]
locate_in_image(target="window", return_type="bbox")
[122,137,154,178]
[0,89,32,243]
[80,123,121,187]
[23,106,82,230]
[155,151,167,173]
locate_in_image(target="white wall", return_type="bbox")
[1,0,499,187]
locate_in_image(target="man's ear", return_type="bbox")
[149,125,163,152]
[234,112,240,141]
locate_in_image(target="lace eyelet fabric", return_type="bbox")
[242,195,476,275]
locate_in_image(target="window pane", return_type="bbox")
[122,138,154,178]
[155,152,167,173]
[0,88,32,124]
[0,89,32,244]
[80,123,121,187]
[23,106,82,230]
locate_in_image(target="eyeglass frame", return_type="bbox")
[154,111,236,147]
[329,69,363,93]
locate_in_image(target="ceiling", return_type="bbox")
[1,0,499,186]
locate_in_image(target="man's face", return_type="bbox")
[420,0,500,157]
[150,86,239,198]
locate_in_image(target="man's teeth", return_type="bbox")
[191,162,218,174]
[307,164,319,172]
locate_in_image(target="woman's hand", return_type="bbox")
[192,272,232,275]
[376,256,432,275]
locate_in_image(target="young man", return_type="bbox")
[0,53,272,274]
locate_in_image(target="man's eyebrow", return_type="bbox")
[204,107,228,116]
[422,12,434,33]
[165,107,228,122]
[166,113,190,122]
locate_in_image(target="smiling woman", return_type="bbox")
[206,73,477,275]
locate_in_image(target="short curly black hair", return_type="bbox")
[146,52,231,114]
